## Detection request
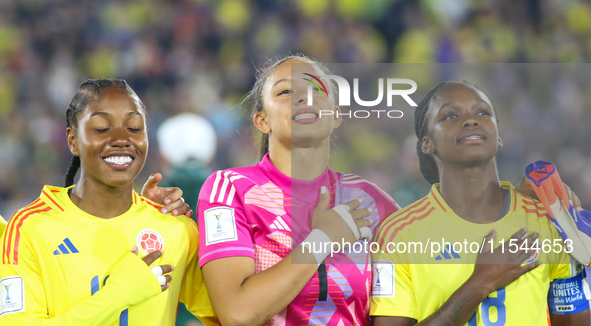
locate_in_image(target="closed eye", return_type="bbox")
[442,113,458,120]
[277,89,292,95]
[96,128,109,133]
[127,128,141,132]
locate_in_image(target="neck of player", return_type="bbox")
[437,159,506,224]
[69,172,134,219]
[268,136,329,181]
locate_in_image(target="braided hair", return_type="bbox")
[64,79,145,187]
[414,81,497,184]
[243,54,338,160]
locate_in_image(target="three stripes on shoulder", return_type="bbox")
[209,171,246,205]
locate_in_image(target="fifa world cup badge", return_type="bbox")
[372,261,395,297]
[1,276,24,315]
[204,207,238,245]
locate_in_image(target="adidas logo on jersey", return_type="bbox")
[434,245,461,260]
[269,216,290,231]
[52,238,79,255]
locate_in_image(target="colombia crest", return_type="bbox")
[137,229,164,255]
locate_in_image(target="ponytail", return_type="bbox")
[64,156,80,187]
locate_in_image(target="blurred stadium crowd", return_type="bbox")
[1,0,591,218]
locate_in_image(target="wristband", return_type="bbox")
[332,205,360,240]
[302,229,332,265]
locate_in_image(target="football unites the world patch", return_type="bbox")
[136,229,164,255]
[548,272,590,314]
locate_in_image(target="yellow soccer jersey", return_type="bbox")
[371,182,581,325]
[0,185,216,326]
[0,216,5,237]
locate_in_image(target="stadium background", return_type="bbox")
[1,1,591,324]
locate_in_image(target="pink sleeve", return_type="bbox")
[360,182,400,225]
[197,171,255,268]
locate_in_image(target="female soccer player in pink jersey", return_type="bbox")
[0,79,215,325]
[197,55,400,326]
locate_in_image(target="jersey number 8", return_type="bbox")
[468,288,506,326]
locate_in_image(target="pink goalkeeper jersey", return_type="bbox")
[198,154,399,326]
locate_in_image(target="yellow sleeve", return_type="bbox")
[1,231,162,325]
[549,235,578,281]
[370,250,418,319]
[0,216,6,236]
[550,255,573,281]
[179,218,218,325]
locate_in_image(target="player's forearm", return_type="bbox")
[210,247,319,326]
[0,253,161,326]
[415,276,490,326]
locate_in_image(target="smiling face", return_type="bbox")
[421,83,502,167]
[254,58,341,149]
[67,87,148,188]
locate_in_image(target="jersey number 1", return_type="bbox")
[91,275,129,325]
[468,288,506,326]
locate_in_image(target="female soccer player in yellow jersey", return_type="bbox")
[0,79,216,325]
[371,81,589,326]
